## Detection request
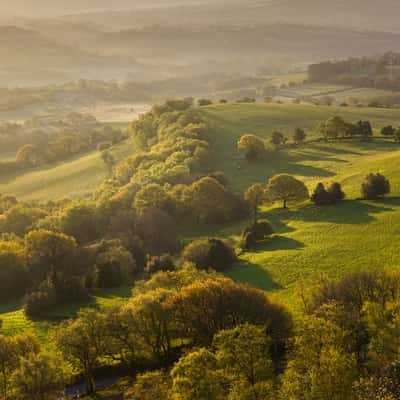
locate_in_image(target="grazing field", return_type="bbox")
[0,286,132,347]
[321,87,400,102]
[279,84,353,98]
[198,103,400,311]
[201,103,400,191]
[0,138,132,200]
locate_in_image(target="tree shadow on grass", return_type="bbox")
[268,200,394,225]
[294,149,348,164]
[309,143,362,156]
[254,236,304,252]
[226,260,283,292]
[283,162,335,178]
[258,210,295,234]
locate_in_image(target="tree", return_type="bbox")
[56,309,107,393]
[134,183,173,216]
[25,230,77,290]
[280,315,357,400]
[198,99,213,106]
[361,173,390,200]
[60,202,99,243]
[381,125,395,136]
[101,150,115,176]
[318,116,347,140]
[270,131,286,148]
[16,144,45,167]
[108,290,173,364]
[136,208,180,255]
[0,333,40,400]
[362,300,400,371]
[185,177,232,223]
[357,120,373,140]
[214,324,274,399]
[394,129,400,143]
[0,239,28,302]
[265,174,309,208]
[293,128,306,145]
[171,348,227,400]
[327,182,345,202]
[181,239,236,272]
[125,371,172,400]
[311,182,330,205]
[237,135,266,161]
[244,183,265,218]
[11,352,70,400]
[94,242,137,288]
[165,278,293,352]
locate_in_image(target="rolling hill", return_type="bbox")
[3,102,400,336]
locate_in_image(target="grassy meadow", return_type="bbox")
[0,138,134,200]
[198,103,400,311]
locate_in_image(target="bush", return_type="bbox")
[237,134,266,161]
[311,183,330,205]
[361,173,390,199]
[241,220,274,249]
[327,182,345,202]
[182,239,236,271]
[24,289,56,318]
[311,182,345,205]
[198,99,213,106]
[381,125,395,136]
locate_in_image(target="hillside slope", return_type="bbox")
[194,103,400,311]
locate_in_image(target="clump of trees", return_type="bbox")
[311,182,345,205]
[317,116,373,140]
[0,114,125,174]
[361,173,390,200]
[0,332,70,400]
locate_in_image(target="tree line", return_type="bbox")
[2,268,400,399]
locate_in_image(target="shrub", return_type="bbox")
[311,183,330,205]
[381,125,395,136]
[198,99,213,106]
[241,220,274,249]
[361,173,390,199]
[237,134,266,161]
[327,182,345,202]
[182,239,236,271]
[311,182,345,205]
[24,289,56,318]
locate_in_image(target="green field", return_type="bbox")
[3,102,400,337]
[316,87,400,102]
[0,139,132,200]
[198,103,400,311]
